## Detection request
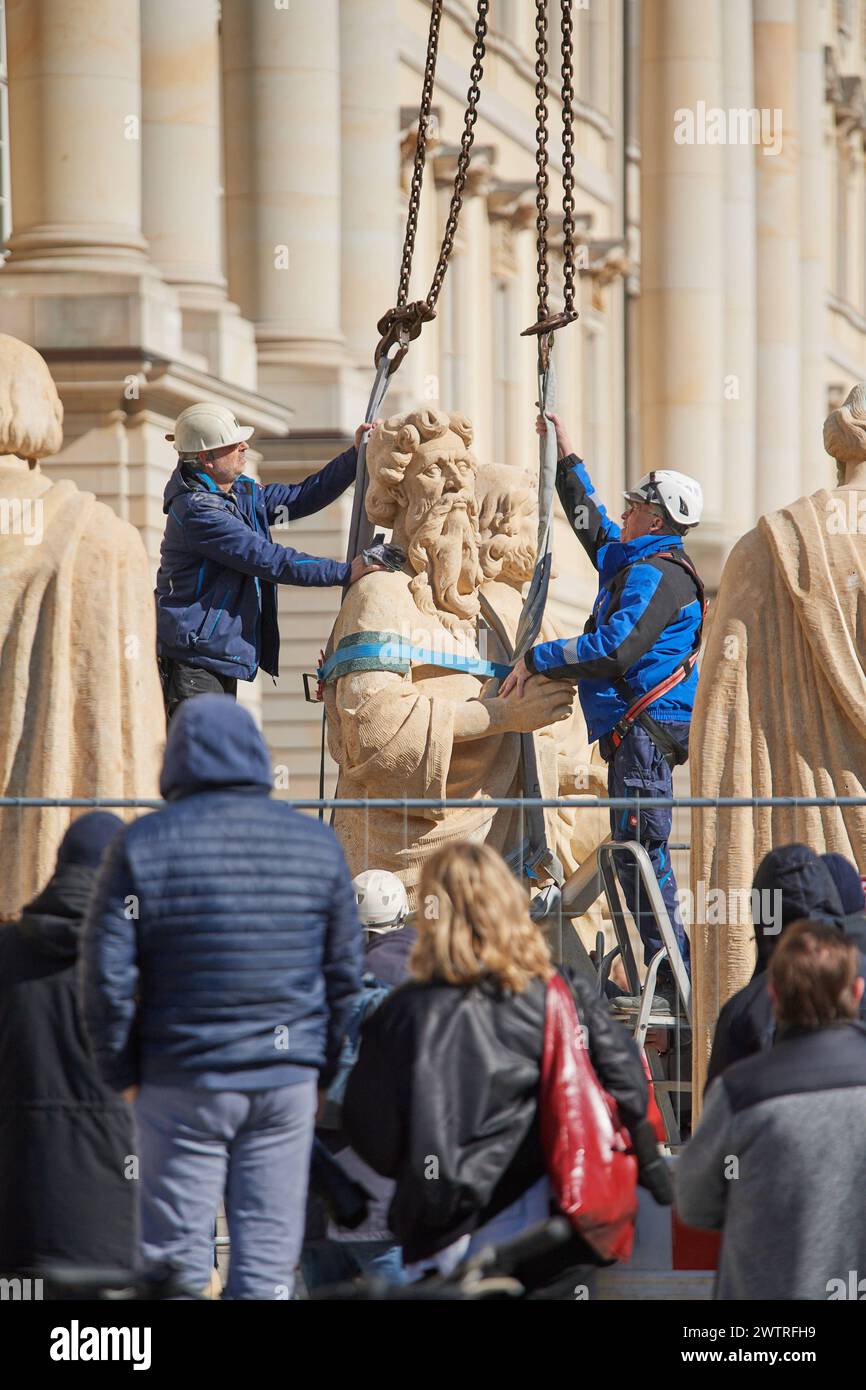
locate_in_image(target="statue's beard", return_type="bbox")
[479,534,536,585]
[406,495,483,637]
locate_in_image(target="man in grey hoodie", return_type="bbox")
[677,920,866,1301]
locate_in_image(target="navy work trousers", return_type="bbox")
[599,720,691,979]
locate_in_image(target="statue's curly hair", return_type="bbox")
[824,383,866,466]
[0,335,64,460]
[365,408,475,526]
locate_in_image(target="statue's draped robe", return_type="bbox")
[324,569,563,910]
[0,464,165,918]
[690,486,866,1093]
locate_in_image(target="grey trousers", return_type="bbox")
[134,1077,317,1299]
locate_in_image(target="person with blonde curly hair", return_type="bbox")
[343,842,663,1295]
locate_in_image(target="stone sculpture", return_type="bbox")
[475,461,610,938]
[322,409,575,908]
[690,382,866,1092]
[0,334,165,919]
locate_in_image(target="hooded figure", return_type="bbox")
[822,851,866,954]
[0,812,136,1275]
[81,695,363,1300]
[705,844,847,1086]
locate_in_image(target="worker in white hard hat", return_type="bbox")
[155,403,386,718]
[500,412,706,1017]
[351,870,415,984]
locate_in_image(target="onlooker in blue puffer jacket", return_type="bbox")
[81,694,363,1300]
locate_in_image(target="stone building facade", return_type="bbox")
[0,0,863,795]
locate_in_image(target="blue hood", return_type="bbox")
[159,694,273,801]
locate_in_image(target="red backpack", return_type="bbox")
[540,974,639,1262]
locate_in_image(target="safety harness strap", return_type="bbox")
[609,549,707,762]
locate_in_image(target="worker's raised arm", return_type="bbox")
[538,412,621,567]
[262,421,383,526]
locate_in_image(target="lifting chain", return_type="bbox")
[522,0,580,347]
[396,0,443,312]
[425,0,489,313]
[531,0,551,326]
[560,0,577,319]
[376,0,489,373]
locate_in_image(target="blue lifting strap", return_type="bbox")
[318,629,511,685]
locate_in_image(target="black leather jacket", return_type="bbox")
[343,967,647,1263]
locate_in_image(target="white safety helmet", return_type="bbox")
[166,403,254,456]
[624,470,703,529]
[352,870,409,932]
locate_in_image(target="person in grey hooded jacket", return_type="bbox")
[677,920,866,1301]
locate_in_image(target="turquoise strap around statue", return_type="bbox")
[318,629,511,685]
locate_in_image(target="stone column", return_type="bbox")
[339,0,399,365]
[721,0,757,537]
[221,0,344,419]
[639,0,725,580]
[753,0,800,515]
[141,0,256,386]
[141,0,224,299]
[3,0,147,272]
[797,0,828,495]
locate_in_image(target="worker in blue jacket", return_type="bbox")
[155,402,385,718]
[501,413,705,1015]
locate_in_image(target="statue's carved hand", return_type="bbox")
[496,674,575,733]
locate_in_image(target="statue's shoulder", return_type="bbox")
[333,568,416,643]
[716,523,769,592]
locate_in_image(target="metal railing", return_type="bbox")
[4,794,866,809]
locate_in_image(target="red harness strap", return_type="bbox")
[609,550,707,752]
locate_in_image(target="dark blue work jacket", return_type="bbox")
[155,448,356,680]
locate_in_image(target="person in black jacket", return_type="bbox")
[343,842,665,1297]
[705,843,846,1086]
[0,812,136,1278]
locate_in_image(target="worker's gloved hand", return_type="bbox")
[361,535,406,571]
[631,1117,673,1206]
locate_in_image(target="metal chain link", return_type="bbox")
[425,0,489,313]
[397,0,443,309]
[532,0,551,325]
[560,0,577,317]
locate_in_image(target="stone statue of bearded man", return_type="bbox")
[322,408,574,906]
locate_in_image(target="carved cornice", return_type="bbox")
[487,179,537,233]
[825,49,866,137]
[399,106,443,192]
[432,144,496,198]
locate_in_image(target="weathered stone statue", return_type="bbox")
[322,409,574,907]
[690,382,866,1091]
[0,334,165,919]
[475,462,609,909]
